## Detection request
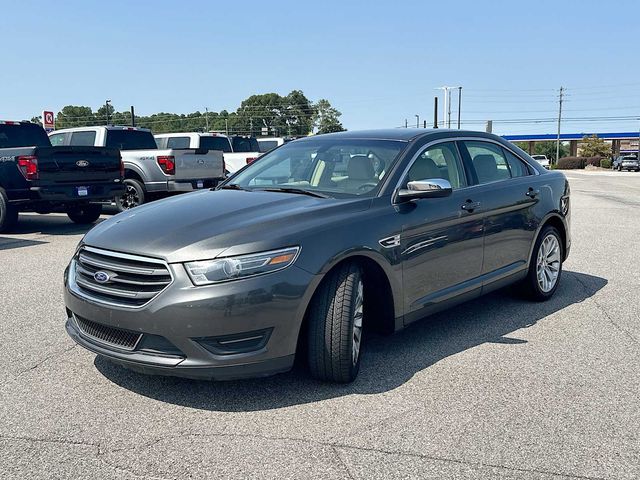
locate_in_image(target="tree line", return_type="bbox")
[30,90,345,136]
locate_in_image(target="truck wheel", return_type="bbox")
[67,204,102,224]
[116,179,145,212]
[519,226,563,301]
[307,262,364,383]
[0,188,19,233]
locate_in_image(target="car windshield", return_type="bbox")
[226,138,406,198]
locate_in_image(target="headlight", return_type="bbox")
[184,247,300,285]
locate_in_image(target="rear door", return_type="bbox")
[169,149,225,180]
[399,140,484,321]
[459,140,539,279]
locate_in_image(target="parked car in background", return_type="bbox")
[64,129,571,383]
[531,154,551,169]
[0,121,123,232]
[256,137,289,153]
[50,126,225,211]
[613,154,640,171]
[155,132,260,174]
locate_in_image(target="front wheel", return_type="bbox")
[307,262,364,383]
[67,204,102,224]
[116,179,146,212]
[519,226,563,301]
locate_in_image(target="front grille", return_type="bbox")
[73,246,172,307]
[74,315,141,350]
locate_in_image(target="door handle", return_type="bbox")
[526,188,540,198]
[461,200,481,212]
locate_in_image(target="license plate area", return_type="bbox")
[77,186,89,197]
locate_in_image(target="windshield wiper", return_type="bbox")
[259,187,330,198]
[217,183,251,191]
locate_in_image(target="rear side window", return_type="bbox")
[70,131,96,146]
[166,136,190,149]
[464,141,511,184]
[258,140,279,152]
[504,149,531,177]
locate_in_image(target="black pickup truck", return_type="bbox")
[0,121,123,232]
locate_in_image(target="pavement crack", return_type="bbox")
[15,344,77,377]
[569,272,639,347]
[0,434,99,451]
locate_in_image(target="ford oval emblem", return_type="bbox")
[76,160,90,167]
[94,271,110,283]
[197,158,205,165]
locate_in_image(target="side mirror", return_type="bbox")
[396,178,452,201]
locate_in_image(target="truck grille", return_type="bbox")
[74,315,141,350]
[73,246,173,308]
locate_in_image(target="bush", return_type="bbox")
[601,159,612,169]
[557,157,586,169]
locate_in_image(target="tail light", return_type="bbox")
[157,155,175,175]
[17,155,39,180]
[246,157,257,165]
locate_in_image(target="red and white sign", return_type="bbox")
[43,110,55,131]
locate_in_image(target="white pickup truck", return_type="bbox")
[50,126,225,210]
[154,132,261,174]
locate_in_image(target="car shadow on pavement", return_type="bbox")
[0,236,49,250]
[95,270,607,411]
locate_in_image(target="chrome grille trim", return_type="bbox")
[69,246,174,309]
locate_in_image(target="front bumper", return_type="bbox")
[64,259,318,380]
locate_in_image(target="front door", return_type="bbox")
[399,141,484,321]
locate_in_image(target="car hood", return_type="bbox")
[83,190,371,263]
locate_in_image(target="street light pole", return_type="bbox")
[457,87,462,129]
[105,100,111,125]
[415,114,419,128]
[556,87,564,165]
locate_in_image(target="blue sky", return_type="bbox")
[3,0,640,135]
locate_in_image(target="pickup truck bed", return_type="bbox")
[0,121,123,232]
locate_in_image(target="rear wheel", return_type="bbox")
[519,226,563,301]
[307,262,364,383]
[67,204,102,224]
[116,178,146,212]
[0,188,19,233]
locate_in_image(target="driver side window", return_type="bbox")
[405,142,466,189]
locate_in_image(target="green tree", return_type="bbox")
[55,106,95,129]
[29,116,42,126]
[313,99,345,134]
[580,135,610,157]
[514,141,568,161]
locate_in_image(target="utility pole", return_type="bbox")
[457,87,462,129]
[225,118,229,136]
[205,107,210,131]
[485,120,493,133]
[130,106,135,127]
[405,118,408,128]
[438,86,460,129]
[415,114,419,128]
[105,99,111,125]
[433,97,438,128]
[556,87,564,165]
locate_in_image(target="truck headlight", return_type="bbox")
[184,247,300,285]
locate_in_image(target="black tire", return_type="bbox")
[67,204,102,224]
[519,226,563,301]
[0,188,19,233]
[116,178,146,212]
[307,262,364,383]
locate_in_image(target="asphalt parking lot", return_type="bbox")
[1,170,638,479]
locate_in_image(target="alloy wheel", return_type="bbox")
[352,279,364,365]
[536,234,561,293]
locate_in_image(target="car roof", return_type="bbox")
[294,129,501,143]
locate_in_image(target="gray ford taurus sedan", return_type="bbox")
[64,129,571,383]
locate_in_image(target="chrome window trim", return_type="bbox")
[391,136,540,203]
[68,246,174,310]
